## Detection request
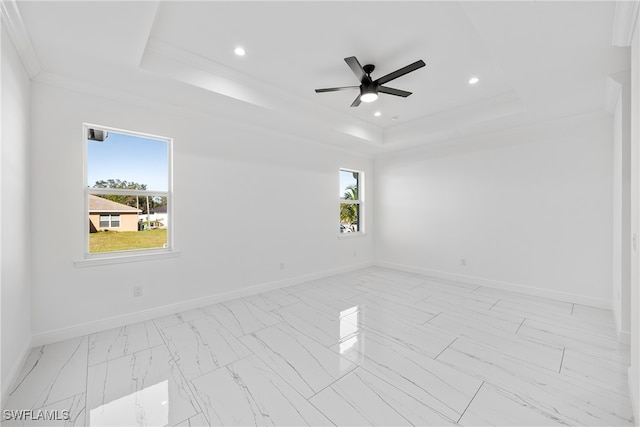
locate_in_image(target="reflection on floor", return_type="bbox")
[2,267,634,426]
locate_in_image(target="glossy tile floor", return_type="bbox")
[3,267,634,426]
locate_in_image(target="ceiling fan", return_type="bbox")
[315,56,426,107]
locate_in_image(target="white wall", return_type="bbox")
[376,116,613,307]
[611,70,632,343]
[613,95,623,331]
[0,26,32,406]
[28,82,374,344]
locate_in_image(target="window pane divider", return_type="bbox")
[88,188,168,197]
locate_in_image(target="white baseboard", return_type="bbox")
[611,300,632,345]
[629,366,639,425]
[1,338,32,410]
[618,330,632,345]
[31,261,374,347]
[376,261,612,309]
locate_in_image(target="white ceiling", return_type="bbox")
[14,1,629,153]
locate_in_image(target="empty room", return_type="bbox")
[1,1,639,425]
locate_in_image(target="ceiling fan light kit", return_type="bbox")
[315,56,426,107]
[359,87,378,103]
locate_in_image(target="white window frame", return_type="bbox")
[77,123,178,267]
[339,168,364,237]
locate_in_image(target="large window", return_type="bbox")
[85,125,172,255]
[339,169,362,234]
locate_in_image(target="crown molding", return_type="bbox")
[612,1,640,47]
[375,110,611,159]
[0,0,41,78]
[381,90,524,150]
[32,70,377,158]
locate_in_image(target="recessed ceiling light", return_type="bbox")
[468,76,479,85]
[234,47,246,56]
[374,111,381,117]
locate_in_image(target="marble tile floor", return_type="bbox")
[2,267,634,426]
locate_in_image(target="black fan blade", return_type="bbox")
[374,60,426,85]
[315,86,359,93]
[344,56,371,84]
[378,86,412,97]
[350,94,362,107]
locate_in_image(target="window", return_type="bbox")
[99,214,120,228]
[85,124,172,256]
[339,169,362,234]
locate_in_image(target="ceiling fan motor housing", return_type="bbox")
[363,64,375,76]
[360,83,378,97]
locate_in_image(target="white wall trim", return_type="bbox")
[606,70,631,115]
[376,109,611,158]
[31,261,374,347]
[376,261,612,309]
[629,366,639,423]
[618,329,631,345]
[1,338,31,410]
[605,73,623,114]
[141,37,383,147]
[613,275,631,343]
[612,0,640,47]
[382,89,524,150]
[0,0,41,78]
[74,250,181,268]
[32,72,376,159]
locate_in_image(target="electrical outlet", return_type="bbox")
[134,286,143,297]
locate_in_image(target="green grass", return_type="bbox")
[90,228,167,253]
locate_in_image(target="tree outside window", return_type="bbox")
[339,169,362,234]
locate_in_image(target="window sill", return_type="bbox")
[338,232,365,239]
[74,250,180,267]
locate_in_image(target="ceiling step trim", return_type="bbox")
[0,0,41,78]
[382,90,524,150]
[376,110,611,158]
[141,37,383,146]
[33,70,377,158]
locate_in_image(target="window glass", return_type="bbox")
[339,170,358,199]
[87,132,168,191]
[339,169,362,234]
[339,203,359,233]
[86,126,171,255]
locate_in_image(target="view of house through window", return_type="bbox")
[86,125,171,254]
[340,169,362,234]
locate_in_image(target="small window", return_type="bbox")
[339,169,363,234]
[85,125,172,255]
[99,214,120,228]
